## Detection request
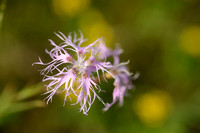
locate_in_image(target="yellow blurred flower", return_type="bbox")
[179,26,200,56]
[78,9,114,45]
[52,0,91,17]
[133,90,173,127]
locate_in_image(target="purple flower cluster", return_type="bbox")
[34,31,135,114]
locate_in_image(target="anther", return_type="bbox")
[66,56,72,62]
[82,73,88,78]
[72,68,78,74]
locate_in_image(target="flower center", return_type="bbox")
[74,57,88,74]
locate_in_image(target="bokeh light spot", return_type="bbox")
[78,9,114,45]
[179,26,200,56]
[52,0,91,17]
[133,90,173,127]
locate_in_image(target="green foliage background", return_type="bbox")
[0,0,200,133]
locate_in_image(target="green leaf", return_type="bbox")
[6,100,46,115]
[16,83,44,101]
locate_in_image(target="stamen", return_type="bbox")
[72,67,78,74]
[82,73,88,79]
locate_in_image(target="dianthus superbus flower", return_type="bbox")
[33,31,136,115]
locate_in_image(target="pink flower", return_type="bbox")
[103,62,133,111]
[34,31,136,114]
[75,75,105,114]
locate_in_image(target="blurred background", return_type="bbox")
[0,0,200,133]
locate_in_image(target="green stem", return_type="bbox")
[0,0,6,31]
